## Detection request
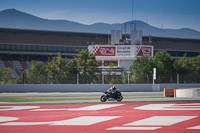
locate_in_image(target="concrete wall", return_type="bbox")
[176,88,200,98]
[1,84,200,92]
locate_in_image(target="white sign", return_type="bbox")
[88,45,153,57]
[153,68,156,80]
[116,46,134,56]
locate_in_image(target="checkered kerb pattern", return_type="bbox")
[136,46,141,54]
[91,46,99,54]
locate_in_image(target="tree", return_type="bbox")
[190,55,200,74]
[121,71,128,84]
[129,56,153,83]
[153,51,175,74]
[73,49,98,84]
[46,53,68,84]
[174,54,200,83]
[175,54,191,74]
[0,67,15,84]
[23,61,47,84]
[66,59,79,84]
[190,55,200,83]
[153,51,175,83]
[103,62,122,84]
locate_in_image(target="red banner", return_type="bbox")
[94,46,116,56]
[136,46,152,56]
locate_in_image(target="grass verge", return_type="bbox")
[0,97,99,102]
[0,97,164,102]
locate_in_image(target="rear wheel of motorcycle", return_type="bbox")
[117,95,123,102]
[100,95,107,102]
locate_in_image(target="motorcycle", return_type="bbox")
[100,90,123,102]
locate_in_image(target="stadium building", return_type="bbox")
[0,27,200,78]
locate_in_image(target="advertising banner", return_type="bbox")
[88,45,153,57]
[136,46,153,56]
[90,46,116,56]
[116,46,134,56]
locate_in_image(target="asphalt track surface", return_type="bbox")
[0,102,200,133]
[1,92,200,105]
[0,92,199,105]
[0,92,163,99]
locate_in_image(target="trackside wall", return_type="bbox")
[176,88,200,97]
[0,84,200,92]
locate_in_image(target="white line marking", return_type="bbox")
[1,122,53,125]
[177,103,200,106]
[107,127,161,130]
[31,109,66,111]
[0,106,40,111]
[0,102,8,104]
[0,116,121,126]
[67,104,124,111]
[168,106,200,108]
[51,116,121,125]
[134,104,200,110]
[0,116,19,122]
[187,126,200,129]
[125,116,197,126]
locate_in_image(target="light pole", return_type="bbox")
[127,71,130,84]
[153,68,156,84]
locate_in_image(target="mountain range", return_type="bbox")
[0,9,200,39]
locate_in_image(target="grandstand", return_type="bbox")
[0,27,200,79]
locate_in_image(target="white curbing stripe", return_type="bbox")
[67,104,125,111]
[187,126,200,129]
[125,116,197,126]
[0,116,121,126]
[51,116,122,125]
[0,116,19,123]
[107,126,161,130]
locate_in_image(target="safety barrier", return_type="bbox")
[1,84,200,93]
[176,88,200,98]
[163,88,176,97]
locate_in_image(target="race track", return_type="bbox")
[0,102,199,133]
[0,92,163,98]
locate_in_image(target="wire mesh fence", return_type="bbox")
[15,73,200,84]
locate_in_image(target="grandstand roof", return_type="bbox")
[0,27,109,46]
[0,27,200,52]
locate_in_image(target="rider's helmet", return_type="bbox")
[112,85,116,90]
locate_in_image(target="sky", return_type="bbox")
[0,0,200,31]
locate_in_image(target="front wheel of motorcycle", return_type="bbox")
[116,95,123,102]
[100,95,107,102]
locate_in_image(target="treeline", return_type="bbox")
[0,50,200,84]
[0,50,98,84]
[130,51,200,83]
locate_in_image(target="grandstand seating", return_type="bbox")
[4,61,12,68]
[0,60,6,69]
[26,61,32,67]
[21,61,28,70]
[0,60,31,79]
[11,69,18,79]
[13,61,23,70]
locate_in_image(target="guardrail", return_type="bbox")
[1,84,200,92]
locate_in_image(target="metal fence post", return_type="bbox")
[102,74,104,84]
[77,73,79,84]
[128,73,130,84]
[177,73,179,84]
[153,68,156,84]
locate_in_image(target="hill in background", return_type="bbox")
[1,9,200,39]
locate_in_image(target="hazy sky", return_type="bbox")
[0,0,200,31]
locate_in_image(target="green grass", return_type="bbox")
[0,97,164,102]
[0,97,99,102]
[0,97,199,103]
[125,97,164,99]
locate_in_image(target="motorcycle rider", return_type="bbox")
[100,85,123,102]
[107,85,117,95]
